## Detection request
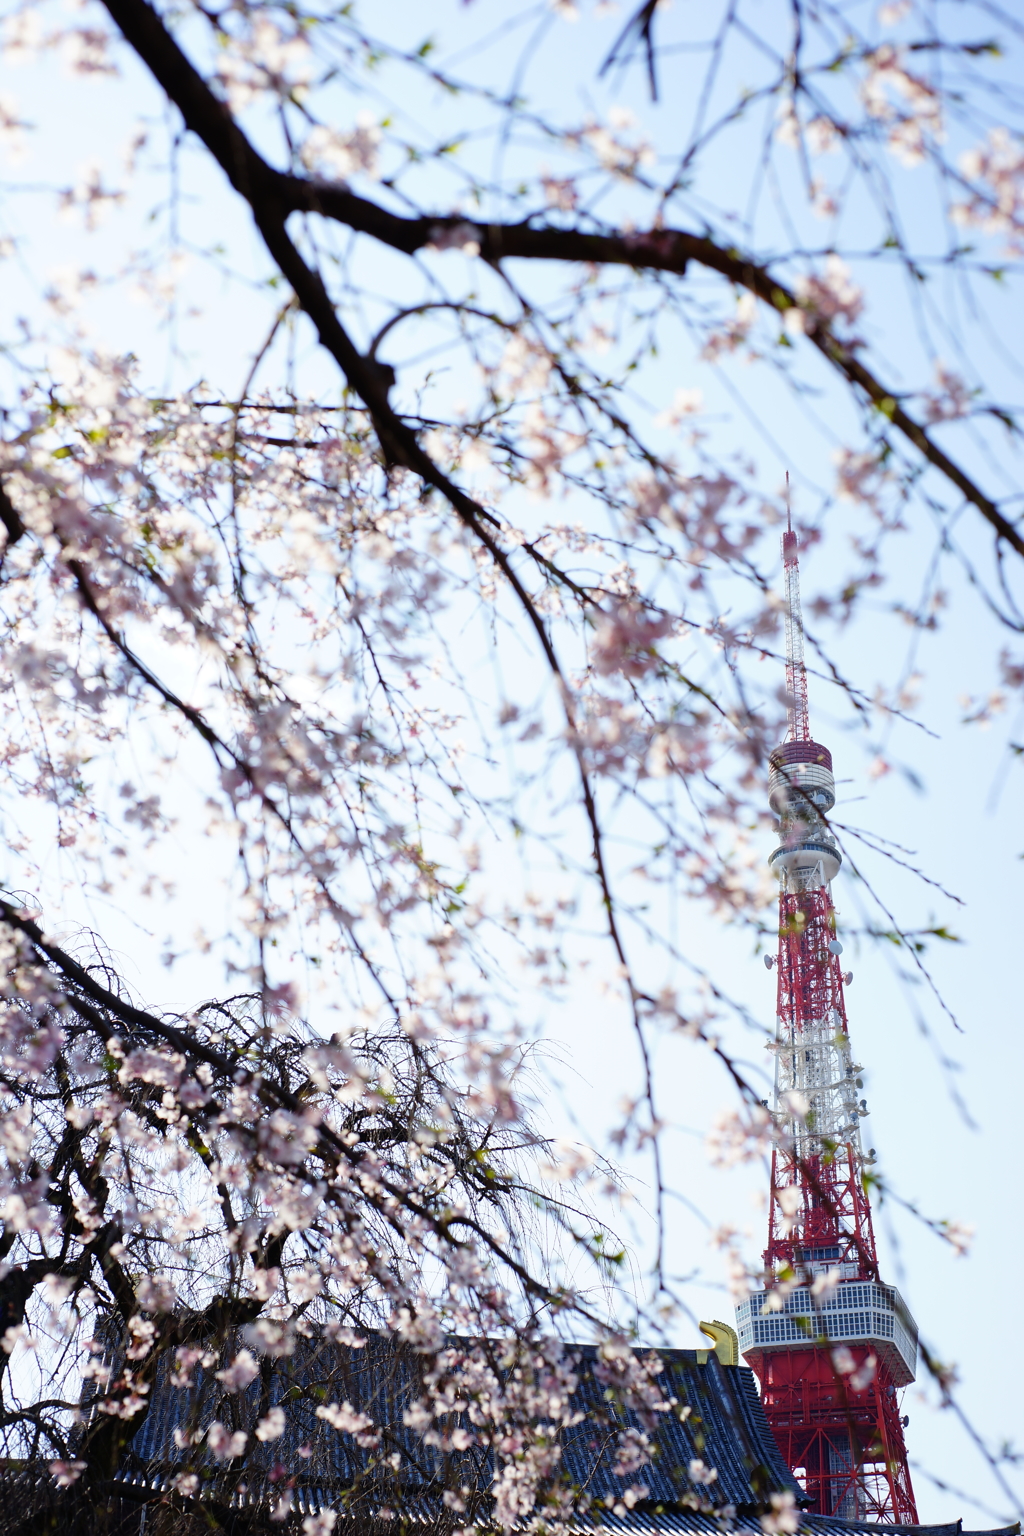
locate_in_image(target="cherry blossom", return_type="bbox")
[207,1422,249,1460]
[0,0,1014,1521]
[301,116,382,182]
[215,1348,261,1392]
[761,1490,801,1534]
[591,601,674,678]
[794,257,864,329]
[256,1406,287,1442]
[954,129,1024,251]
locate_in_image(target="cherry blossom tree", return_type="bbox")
[1,0,1023,1527]
[0,936,636,1530]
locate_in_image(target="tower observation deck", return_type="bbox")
[734,522,918,1523]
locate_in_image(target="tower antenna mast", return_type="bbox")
[735,502,918,1522]
[782,474,810,743]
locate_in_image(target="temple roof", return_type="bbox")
[115,1338,798,1517]
[55,1333,1017,1536]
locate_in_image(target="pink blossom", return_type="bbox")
[794,256,863,327]
[316,1401,380,1446]
[701,291,758,359]
[126,1315,156,1360]
[426,222,481,256]
[688,1458,718,1486]
[257,1406,287,1441]
[654,388,703,430]
[954,128,1024,250]
[706,1104,772,1168]
[135,1274,178,1312]
[860,45,943,166]
[761,1491,801,1534]
[301,115,381,181]
[216,1348,260,1392]
[578,113,655,178]
[940,1219,974,1256]
[303,1515,338,1536]
[591,601,673,678]
[850,1353,878,1391]
[263,981,301,1020]
[612,1427,652,1476]
[50,1461,86,1487]
[924,364,971,423]
[249,1267,281,1301]
[207,1421,248,1459]
[540,175,578,211]
[833,447,889,511]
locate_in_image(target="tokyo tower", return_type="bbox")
[735,517,919,1522]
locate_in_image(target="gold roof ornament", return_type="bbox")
[697,1319,739,1366]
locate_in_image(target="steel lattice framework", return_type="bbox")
[735,523,918,1523]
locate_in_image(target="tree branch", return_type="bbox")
[98,0,1024,559]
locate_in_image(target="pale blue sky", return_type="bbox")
[1,0,1022,1521]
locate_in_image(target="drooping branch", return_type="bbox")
[0,902,611,1326]
[68,2,676,1275]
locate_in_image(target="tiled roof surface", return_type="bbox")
[119,1334,796,1515]
[85,1332,1018,1536]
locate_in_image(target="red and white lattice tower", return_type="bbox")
[735,522,919,1522]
